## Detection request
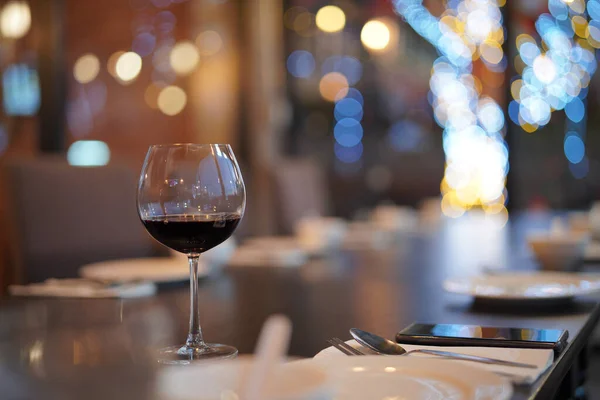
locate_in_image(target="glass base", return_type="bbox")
[157,343,238,365]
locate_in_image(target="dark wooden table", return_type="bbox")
[0,212,598,399]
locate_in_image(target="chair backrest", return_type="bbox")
[272,158,329,233]
[3,157,155,283]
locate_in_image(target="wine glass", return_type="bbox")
[137,143,245,363]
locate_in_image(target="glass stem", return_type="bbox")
[185,255,206,349]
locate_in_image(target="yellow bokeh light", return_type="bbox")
[107,51,125,78]
[73,54,100,84]
[284,7,307,30]
[157,85,187,116]
[0,0,30,39]
[319,72,348,102]
[510,79,522,101]
[361,20,391,51]
[572,16,588,38]
[115,52,142,83]
[515,34,535,49]
[441,192,466,218]
[518,115,539,133]
[144,84,161,109]
[196,30,223,56]
[293,12,313,34]
[315,5,345,33]
[479,40,503,64]
[488,27,504,44]
[170,41,200,76]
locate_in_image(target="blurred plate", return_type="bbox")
[308,356,512,400]
[80,257,207,284]
[444,272,600,301]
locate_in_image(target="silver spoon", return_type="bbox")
[349,328,537,369]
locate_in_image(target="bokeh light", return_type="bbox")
[67,140,110,167]
[480,40,504,65]
[315,5,345,33]
[361,20,391,51]
[169,41,200,76]
[287,50,315,78]
[564,134,585,163]
[107,51,126,78]
[336,88,364,105]
[334,118,363,147]
[157,85,187,116]
[334,98,363,121]
[334,142,363,163]
[388,120,425,152]
[73,54,100,84]
[196,30,223,56]
[132,32,156,57]
[319,72,348,102]
[0,0,30,39]
[115,52,142,83]
[322,56,362,86]
[144,84,161,109]
[393,0,508,212]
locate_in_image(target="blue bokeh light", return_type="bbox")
[519,42,540,66]
[478,102,504,133]
[334,98,363,121]
[334,142,363,163]
[322,56,363,86]
[508,100,520,125]
[548,0,569,21]
[564,134,585,164]
[334,118,363,147]
[589,0,600,20]
[569,157,589,179]
[335,87,364,105]
[388,120,425,152]
[132,32,156,57]
[565,97,585,123]
[286,50,315,78]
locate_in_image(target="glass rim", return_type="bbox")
[148,143,232,150]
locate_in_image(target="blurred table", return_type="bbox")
[0,212,598,400]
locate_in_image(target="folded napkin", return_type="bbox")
[314,339,553,385]
[9,279,157,298]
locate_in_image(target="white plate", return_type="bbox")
[80,257,207,283]
[309,356,512,400]
[444,272,600,300]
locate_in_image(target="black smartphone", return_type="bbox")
[396,323,568,354]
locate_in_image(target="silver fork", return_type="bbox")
[327,337,366,356]
[328,337,536,369]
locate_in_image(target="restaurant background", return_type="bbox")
[1,0,600,289]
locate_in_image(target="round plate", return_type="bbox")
[444,272,600,301]
[80,257,207,283]
[310,356,512,400]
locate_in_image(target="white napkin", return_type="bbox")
[314,339,553,385]
[9,279,157,298]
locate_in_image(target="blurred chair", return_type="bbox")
[272,158,329,233]
[3,157,156,283]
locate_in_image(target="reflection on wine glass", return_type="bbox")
[137,143,245,363]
